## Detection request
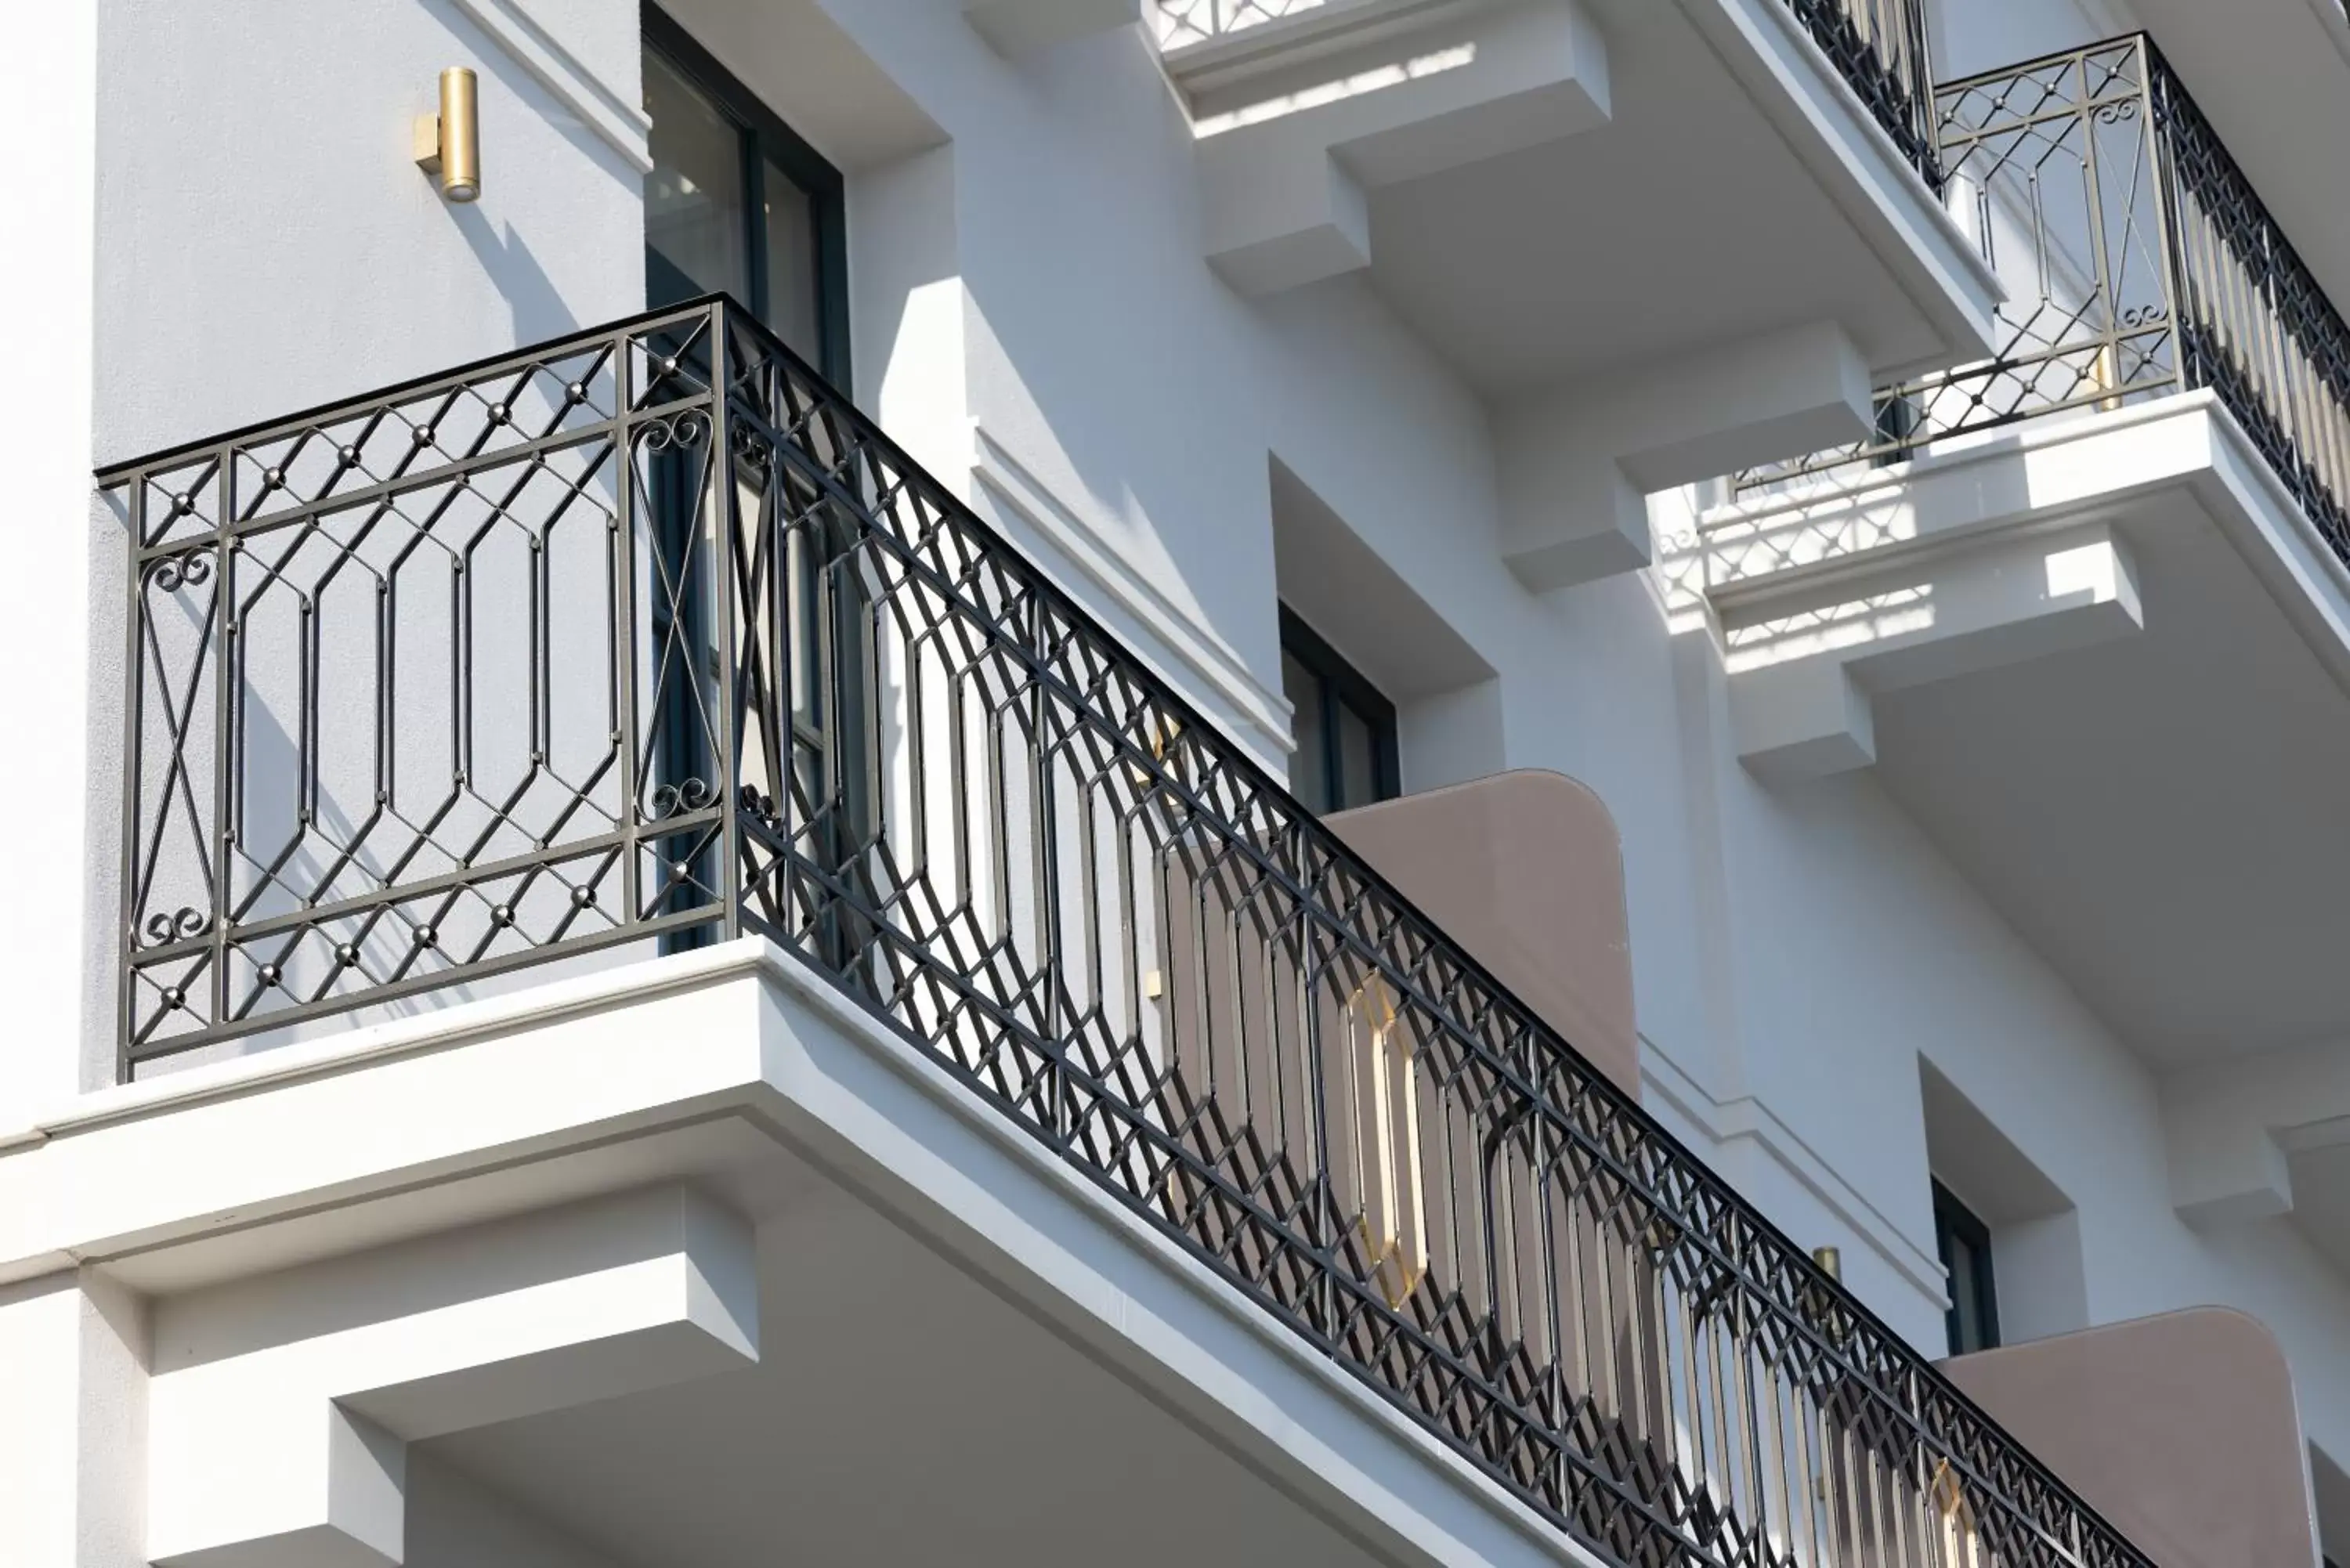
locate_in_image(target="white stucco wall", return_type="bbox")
[0,1274,145,1568]
[93,0,647,463]
[406,1451,628,1568]
[6,0,100,1120]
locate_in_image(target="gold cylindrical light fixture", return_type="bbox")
[1811,1245,1842,1282]
[414,67,481,203]
[439,68,480,201]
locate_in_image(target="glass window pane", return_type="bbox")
[1337,701,1376,811]
[761,159,822,362]
[1282,652,1329,812]
[1948,1234,1981,1351]
[644,51,748,307]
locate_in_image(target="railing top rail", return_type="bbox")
[113,291,2159,1568]
[1924,27,2152,97]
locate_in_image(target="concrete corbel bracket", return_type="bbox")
[1724,524,2145,784]
[146,1185,758,1568]
[1195,0,1611,295]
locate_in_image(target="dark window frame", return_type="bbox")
[1932,1178,2001,1357]
[1278,605,1401,812]
[642,2,851,386]
[640,7,862,961]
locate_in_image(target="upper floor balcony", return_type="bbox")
[1128,0,2004,587]
[1685,36,2350,1277]
[1157,0,1942,179]
[78,294,2204,1568]
[1719,34,2348,558]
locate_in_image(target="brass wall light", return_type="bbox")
[413,67,481,202]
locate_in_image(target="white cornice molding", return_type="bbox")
[971,425,1296,769]
[448,0,654,174]
[1642,1039,1950,1303]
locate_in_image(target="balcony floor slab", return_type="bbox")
[0,939,1606,1568]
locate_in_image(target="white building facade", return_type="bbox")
[5,0,2349,1561]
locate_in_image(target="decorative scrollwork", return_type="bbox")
[150,552,213,593]
[649,776,711,818]
[140,906,208,945]
[641,410,710,453]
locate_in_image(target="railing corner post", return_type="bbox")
[710,299,745,945]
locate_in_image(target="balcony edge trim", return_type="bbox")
[2,936,772,1157]
[1681,0,2005,374]
[1696,389,2350,709]
[761,936,1618,1568]
[5,932,1618,1568]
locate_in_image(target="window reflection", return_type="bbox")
[1279,608,1399,815]
[642,17,837,371]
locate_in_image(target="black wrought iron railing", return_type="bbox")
[106,297,2152,1568]
[1785,0,1940,186]
[1734,34,2350,559]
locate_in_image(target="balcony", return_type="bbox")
[1160,0,1940,182]
[99,297,2160,1568]
[1144,0,2001,584]
[1686,39,2350,1252]
[1723,34,2349,551]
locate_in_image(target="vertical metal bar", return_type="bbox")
[711,302,743,941]
[757,377,793,938]
[2142,40,2196,409]
[1315,882,1350,1351]
[117,479,147,1079]
[855,458,889,995]
[1032,605,1067,1145]
[1899,0,1937,186]
[210,447,237,1030]
[2074,48,2124,415]
[613,323,643,934]
[811,415,846,973]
